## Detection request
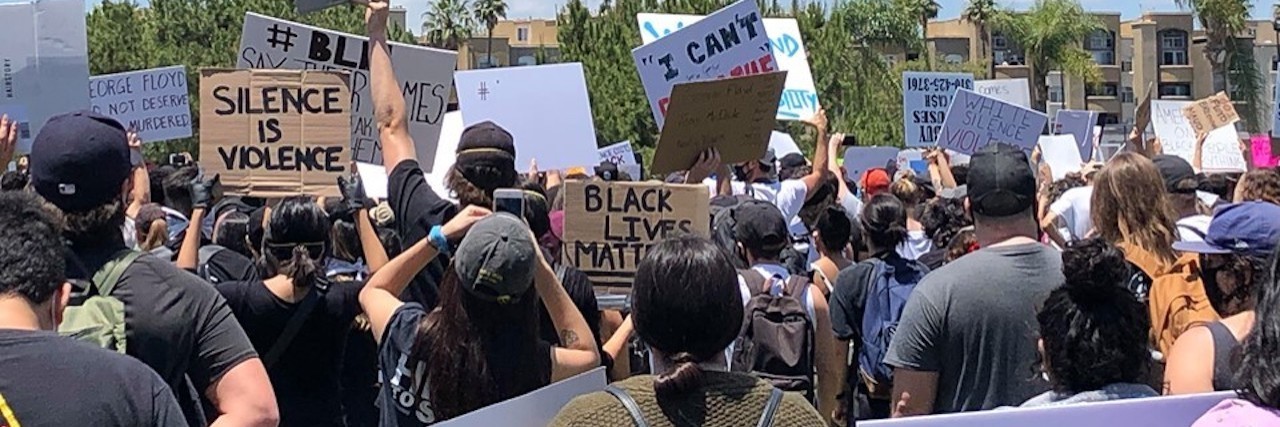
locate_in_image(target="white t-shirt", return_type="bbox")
[896,230,933,260]
[122,216,137,250]
[707,178,811,252]
[1176,215,1212,243]
[1049,186,1094,242]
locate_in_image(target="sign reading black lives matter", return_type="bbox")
[562,180,709,286]
[238,13,457,169]
[199,69,350,198]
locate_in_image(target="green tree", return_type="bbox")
[902,0,941,70]
[473,0,508,67]
[992,0,1101,112]
[1174,0,1250,93]
[964,0,997,78]
[422,0,473,50]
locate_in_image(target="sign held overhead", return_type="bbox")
[902,71,974,147]
[650,71,786,175]
[938,88,1047,154]
[89,66,192,143]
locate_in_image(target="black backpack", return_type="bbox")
[731,269,816,403]
[709,194,757,270]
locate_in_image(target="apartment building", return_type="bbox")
[454,19,562,70]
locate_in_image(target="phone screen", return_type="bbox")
[494,195,524,217]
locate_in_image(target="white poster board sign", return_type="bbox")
[89,66,192,143]
[861,392,1233,427]
[238,13,457,169]
[0,0,91,154]
[597,140,642,179]
[843,146,899,181]
[903,71,975,147]
[631,0,774,127]
[973,78,1030,109]
[1038,134,1083,180]
[354,162,388,199]
[425,111,462,202]
[1152,100,1245,171]
[769,131,802,157]
[455,63,599,171]
[1053,109,1097,162]
[938,88,1048,154]
[437,367,607,427]
[638,14,818,121]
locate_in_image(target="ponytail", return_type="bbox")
[140,219,167,251]
[653,352,705,400]
[284,244,321,289]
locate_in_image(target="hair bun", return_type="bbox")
[1061,238,1129,305]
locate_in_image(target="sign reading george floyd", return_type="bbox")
[562,181,710,286]
[902,71,974,147]
[1181,91,1239,138]
[650,71,786,175]
[238,13,456,170]
[199,69,350,198]
[89,66,192,143]
[938,88,1048,154]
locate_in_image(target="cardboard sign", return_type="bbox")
[437,367,607,427]
[1152,100,1244,171]
[598,141,642,179]
[89,66,192,143]
[650,71,786,175]
[296,0,347,14]
[1135,82,1155,134]
[860,392,1232,427]
[454,63,600,171]
[1053,109,1097,161]
[1181,92,1239,138]
[769,131,802,157]
[842,146,899,182]
[938,88,1048,154]
[1038,134,1083,180]
[1250,134,1277,168]
[0,0,90,154]
[199,69,351,197]
[631,0,774,127]
[239,13,456,169]
[973,78,1030,109]
[562,180,710,286]
[903,71,975,147]
[638,14,818,121]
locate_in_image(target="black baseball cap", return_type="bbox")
[594,161,620,181]
[779,153,807,170]
[968,143,1036,217]
[1152,155,1198,194]
[30,111,131,212]
[732,200,789,251]
[455,121,515,167]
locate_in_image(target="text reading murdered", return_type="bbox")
[562,181,709,286]
[199,69,350,198]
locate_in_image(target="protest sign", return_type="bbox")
[438,367,607,427]
[1134,82,1155,134]
[973,78,1030,109]
[938,88,1047,154]
[1053,109,1097,161]
[0,0,90,154]
[1038,135,1083,180]
[1251,135,1277,168]
[896,149,928,176]
[769,131,802,157]
[842,146,899,182]
[1152,100,1243,171]
[1181,92,1238,138]
[631,0,774,127]
[903,72,974,147]
[239,13,456,169]
[354,162,388,199]
[861,392,1232,427]
[422,111,463,203]
[89,66,191,142]
[454,63,599,171]
[1200,126,1247,172]
[650,71,786,175]
[598,141,643,179]
[638,14,818,121]
[562,180,710,286]
[199,69,350,198]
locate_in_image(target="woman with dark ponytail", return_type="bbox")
[552,236,825,426]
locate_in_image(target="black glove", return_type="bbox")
[338,174,371,213]
[190,174,219,210]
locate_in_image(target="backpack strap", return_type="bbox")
[780,274,809,298]
[604,384,649,427]
[755,388,784,427]
[92,250,143,297]
[262,279,331,369]
[740,269,770,297]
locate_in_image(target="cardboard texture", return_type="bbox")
[650,71,786,175]
[89,65,192,143]
[0,0,90,154]
[938,88,1047,154]
[902,71,975,147]
[1134,82,1155,134]
[561,180,710,286]
[1181,92,1239,138]
[199,69,351,198]
[1152,100,1245,171]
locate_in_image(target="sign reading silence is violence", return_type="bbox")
[199,69,351,198]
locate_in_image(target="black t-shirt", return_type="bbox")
[68,242,258,425]
[0,329,188,426]
[202,247,260,284]
[917,248,947,271]
[216,279,364,427]
[389,160,459,310]
[377,303,553,425]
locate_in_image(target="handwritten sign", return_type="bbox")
[903,71,974,147]
[650,71,786,175]
[598,141,642,179]
[973,78,1030,109]
[89,66,191,142]
[1251,135,1277,168]
[1181,92,1238,138]
[562,180,709,286]
[842,146,899,182]
[631,0,774,127]
[0,0,90,154]
[1135,82,1155,133]
[638,14,817,121]
[238,13,456,169]
[860,392,1233,427]
[1152,100,1244,171]
[199,69,350,197]
[938,88,1047,154]
[438,368,607,427]
[1053,109,1097,161]
[1038,134,1083,180]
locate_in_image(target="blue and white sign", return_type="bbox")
[903,71,974,147]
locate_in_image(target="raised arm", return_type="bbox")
[800,110,830,199]
[176,175,216,270]
[532,238,600,381]
[827,134,853,202]
[367,0,414,170]
[126,131,149,218]
[0,115,15,168]
[340,174,389,273]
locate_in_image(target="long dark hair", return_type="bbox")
[1236,248,1280,409]
[413,267,542,421]
[861,194,909,251]
[260,197,330,289]
[632,236,743,401]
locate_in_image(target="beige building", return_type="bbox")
[455,19,562,70]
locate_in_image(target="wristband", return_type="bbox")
[428,225,450,256]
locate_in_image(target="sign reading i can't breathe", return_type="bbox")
[562,180,709,286]
[199,69,350,198]
[902,71,974,147]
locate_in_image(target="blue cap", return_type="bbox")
[29,111,131,212]
[1173,202,1280,256]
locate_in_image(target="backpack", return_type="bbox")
[1148,254,1220,356]
[59,250,143,353]
[857,256,928,399]
[732,269,816,402]
[710,194,756,270]
[196,245,227,283]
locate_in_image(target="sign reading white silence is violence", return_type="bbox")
[631,0,774,127]
[902,71,974,148]
[938,88,1047,154]
[90,66,192,143]
[238,13,456,169]
[0,0,90,153]
[637,14,818,121]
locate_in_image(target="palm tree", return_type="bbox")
[903,0,941,70]
[1173,0,1250,93]
[472,0,507,67]
[421,0,474,51]
[992,0,1102,112]
[964,0,997,78]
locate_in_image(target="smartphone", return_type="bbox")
[169,153,188,167]
[493,188,525,217]
[841,134,858,147]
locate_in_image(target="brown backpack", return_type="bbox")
[1148,253,1220,356]
[731,269,816,403]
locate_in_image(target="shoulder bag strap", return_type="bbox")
[93,250,143,296]
[604,384,649,427]
[755,388,785,427]
[262,281,330,369]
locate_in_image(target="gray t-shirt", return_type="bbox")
[884,242,1062,413]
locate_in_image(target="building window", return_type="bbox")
[1088,30,1114,50]
[1159,83,1192,98]
[1092,51,1115,65]
[516,55,537,66]
[516,27,529,42]
[1121,60,1133,72]
[1272,55,1278,71]
[1159,30,1188,66]
[1048,86,1064,103]
[1121,86,1135,103]
[1086,83,1119,97]
[993,34,1007,49]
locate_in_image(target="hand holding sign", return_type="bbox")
[364,0,388,32]
[685,148,722,184]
